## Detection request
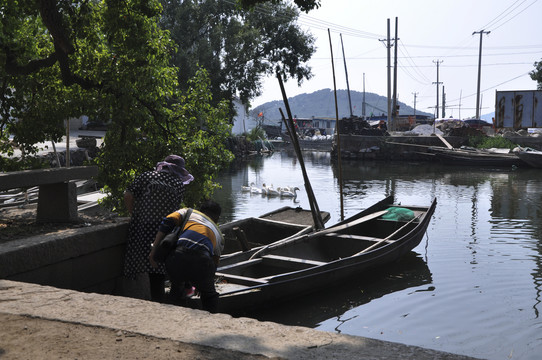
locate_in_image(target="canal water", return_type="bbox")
[212,150,542,360]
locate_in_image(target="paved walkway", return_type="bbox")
[0,280,480,360]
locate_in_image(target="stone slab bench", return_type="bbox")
[0,166,98,222]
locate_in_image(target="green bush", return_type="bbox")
[245,127,267,142]
[468,135,517,150]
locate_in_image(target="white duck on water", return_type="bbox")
[250,182,264,194]
[265,184,280,197]
[279,186,300,198]
[241,182,253,192]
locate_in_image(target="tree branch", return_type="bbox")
[3,49,58,75]
[38,0,75,54]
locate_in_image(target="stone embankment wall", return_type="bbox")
[0,219,130,295]
[332,133,542,161]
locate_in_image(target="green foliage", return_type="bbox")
[245,127,267,141]
[160,0,316,114]
[468,135,517,150]
[530,60,542,90]
[0,0,70,156]
[1,1,233,212]
[236,0,321,13]
[95,69,234,213]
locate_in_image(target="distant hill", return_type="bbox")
[250,89,432,123]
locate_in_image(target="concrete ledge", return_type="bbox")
[0,166,99,190]
[0,280,479,360]
[0,166,99,222]
[0,219,130,293]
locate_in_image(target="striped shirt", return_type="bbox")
[159,208,224,257]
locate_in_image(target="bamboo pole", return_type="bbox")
[276,73,325,231]
[340,34,353,118]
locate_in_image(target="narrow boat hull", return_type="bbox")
[197,196,437,314]
[516,150,542,168]
[431,148,523,167]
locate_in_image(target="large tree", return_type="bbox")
[530,60,542,90]
[237,0,320,12]
[1,0,232,210]
[0,0,318,210]
[1,0,179,157]
[160,0,316,112]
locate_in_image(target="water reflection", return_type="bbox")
[239,252,433,328]
[214,152,542,359]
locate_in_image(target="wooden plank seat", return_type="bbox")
[215,273,268,287]
[261,254,327,268]
[257,255,327,281]
[218,258,263,272]
[0,166,98,222]
[323,232,395,244]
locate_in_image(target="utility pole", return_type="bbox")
[473,30,490,120]
[442,85,446,118]
[412,92,418,118]
[432,60,443,120]
[392,17,399,131]
[379,19,392,131]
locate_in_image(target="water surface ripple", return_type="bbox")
[213,151,542,359]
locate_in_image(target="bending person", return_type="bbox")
[149,199,224,313]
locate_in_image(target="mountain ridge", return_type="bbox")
[250,88,432,121]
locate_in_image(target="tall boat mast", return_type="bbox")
[340,34,353,118]
[330,30,344,221]
[362,73,366,119]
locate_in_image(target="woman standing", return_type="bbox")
[123,155,193,301]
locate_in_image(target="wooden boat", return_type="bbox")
[248,252,432,325]
[516,148,542,168]
[189,195,436,313]
[220,206,330,255]
[429,146,523,167]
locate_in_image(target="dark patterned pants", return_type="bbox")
[165,247,218,313]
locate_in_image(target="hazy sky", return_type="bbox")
[252,0,542,119]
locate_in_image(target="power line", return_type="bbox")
[478,0,538,32]
[327,50,542,61]
[297,13,384,39]
[398,40,432,83]
[447,71,532,104]
[398,44,542,50]
[490,0,538,32]
[396,62,533,68]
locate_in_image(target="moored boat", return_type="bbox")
[516,148,542,168]
[188,195,436,314]
[429,146,524,167]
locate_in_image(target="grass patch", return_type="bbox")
[467,135,517,150]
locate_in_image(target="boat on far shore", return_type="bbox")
[427,146,525,167]
[516,148,542,168]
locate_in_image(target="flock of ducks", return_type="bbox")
[241,183,300,198]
